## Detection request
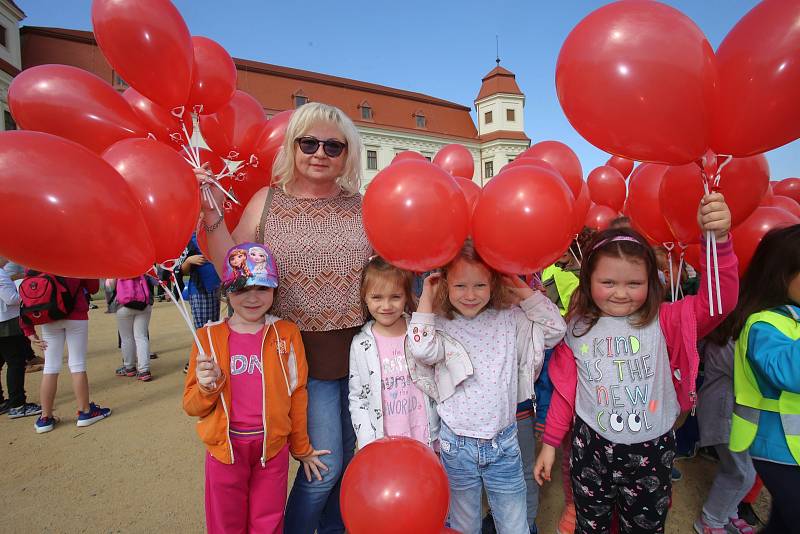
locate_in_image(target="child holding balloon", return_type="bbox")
[348,256,440,448]
[409,239,566,534]
[533,193,737,533]
[183,243,329,534]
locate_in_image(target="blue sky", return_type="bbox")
[17,0,798,180]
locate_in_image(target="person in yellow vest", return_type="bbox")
[726,224,800,534]
[542,228,594,317]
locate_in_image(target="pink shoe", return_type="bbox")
[693,517,726,534]
[727,517,754,534]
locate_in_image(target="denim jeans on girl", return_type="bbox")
[440,421,529,534]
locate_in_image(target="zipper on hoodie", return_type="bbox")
[260,322,271,468]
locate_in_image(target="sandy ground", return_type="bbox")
[1,301,770,533]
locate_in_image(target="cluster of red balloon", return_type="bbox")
[341,437,452,534]
[0,0,293,277]
[556,0,800,275]
[364,141,584,274]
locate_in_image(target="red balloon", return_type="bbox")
[199,90,266,161]
[711,1,800,156]
[363,160,469,271]
[606,155,635,179]
[0,131,154,277]
[197,148,227,176]
[122,87,193,149]
[716,154,770,225]
[186,36,237,115]
[572,181,592,234]
[733,206,800,276]
[392,150,427,164]
[520,141,583,199]
[683,243,701,270]
[433,144,474,178]
[585,203,619,232]
[556,1,715,165]
[441,529,461,534]
[102,138,200,262]
[626,163,674,245]
[472,166,574,273]
[763,195,800,219]
[253,110,293,173]
[454,176,481,215]
[503,157,559,176]
[660,163,705,244]
[341,437,449,534]
[587,166,626,211]
[91,0,193,110]
[774,178,800,204]
[8,64,146,154]
[230,165,271,208]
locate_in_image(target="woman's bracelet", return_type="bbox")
[202,213,225,233]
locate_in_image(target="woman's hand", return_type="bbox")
[417,272,442,313]
[533,443,556,486]
[697,192,731,242]
[194,164,225,218]
[195,352,221,390]
[298,448,331,482]
[28,334,46,352]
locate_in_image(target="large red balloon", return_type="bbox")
[433,144,474,178]
[199,90,266,161]
[683,243,701,270]
[454,177,481,215]
[8,64,146,154]
[626,163,674,245]
[341,437,449,534]
[660,163,705,245]
[711,1,800,156]
[231,164,271,208]
[363,160,469,271]
[774,178,800,204]
[91,0,193,110]
[392,151,427,164]
[763,195,800,219]
[503,157,559,176]
[716,155,770,225]
[196,148,227,176]
[253,110,293,173]
[122,87,192,149]
[472,165,574,273]
[520,141,583,199]
[584,203,619,232]
[733,206,800,276]
[0,131,154,277]
[572,181,592,234]
[556,0,716,164]
[186,36,237,115]
[102,138,200,262]
[606,155,635,179]
[587,166,626,211]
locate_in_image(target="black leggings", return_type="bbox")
[0,334,30,407]
[753,459,800,534]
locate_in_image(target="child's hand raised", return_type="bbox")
[502,275,535,304]
[195,352,221,391]
[298,448,331,482]
[417,272,443,313]
[697,192,731,242]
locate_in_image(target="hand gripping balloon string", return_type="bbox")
[199,171,241,208]
[663,242,676,302]
[701,179,722,317]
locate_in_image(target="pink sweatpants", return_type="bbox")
[205,438,289,534]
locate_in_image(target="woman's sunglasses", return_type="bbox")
[296,136,347,158]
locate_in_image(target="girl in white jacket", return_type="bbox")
[408,239,565,534]
[348,257,439,449]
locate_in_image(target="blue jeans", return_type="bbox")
[440,421,529,534]
[284,377,356,534]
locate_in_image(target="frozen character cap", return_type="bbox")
[222,242,279,292]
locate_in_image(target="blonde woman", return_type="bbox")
[198,103,371,533]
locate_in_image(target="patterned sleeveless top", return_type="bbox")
[260,188,372,332]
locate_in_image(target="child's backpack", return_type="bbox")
[19,272,76,326]
[116,276,150,310]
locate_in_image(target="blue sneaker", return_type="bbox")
[35,415,57,433]
[9,402,42,419]
[76,402,111,427]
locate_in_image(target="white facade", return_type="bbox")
[0,0,23,132]
[474,89,529,183]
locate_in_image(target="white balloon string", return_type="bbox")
[711,231,723,314]
[702,180,717,317]
[714,154,734,188]
[574,235,583,260]
[155,264,205,355]
[191,112,201,165]
[663,242,675,302]
[569,246,581,267]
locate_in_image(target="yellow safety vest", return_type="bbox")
[542,265,579,317]
[730,308,800,465]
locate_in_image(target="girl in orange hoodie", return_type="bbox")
[183,242,329,534]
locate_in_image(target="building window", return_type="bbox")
[0,26,6,48]
[508,157,516,164]
[360,104,373,120]
[423,154,432,161]
[484,111,493,124]
[4,110,16,131]
[367,150,378,170]
[294,95,308,108]
[506,109,515,121]
[485,161,494,178]
[414,113,426,128]
[112,71,128,90]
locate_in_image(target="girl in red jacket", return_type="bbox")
[534,193,737,533]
